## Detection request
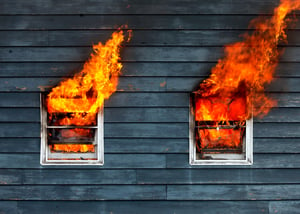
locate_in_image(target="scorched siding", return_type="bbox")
[0,0,299,213]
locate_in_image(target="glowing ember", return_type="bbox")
[46,29,131,152]
[198,129,244,149]
[194,0,300,151]
[50,144,95,153]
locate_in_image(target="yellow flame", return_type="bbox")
[47,29,131,126]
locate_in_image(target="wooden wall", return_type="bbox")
[0,0,299,213]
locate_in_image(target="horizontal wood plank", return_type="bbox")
[0,62,299,78]
[1,15,300,30]
[0,93,40,107]
[104,107,188,122]
[272,93,300,107]
[23,169,136,184]
[0,202,18,214]
[0,138,39,153]
[1,30,300,47]
[255,108,300,122]
[0,169,136,184]
[0,123,40,138]
[137,169,300,184]
[108,92,191,107]
[0,31,48,47]
[0,185,166,200]
[269,201,300,214]
[105,123,188,138]
[167,184,300,200]
[105,138,187,153]
[167,154,300,168]
[1,47,300,62]
[0,201,271,214]
[254,123,300,138]
[254,138,300,154]
[0,108,40,122]
[0,184,299,201]
[0,154,166,169]
[0,0,286,15]
[0,169,22,184]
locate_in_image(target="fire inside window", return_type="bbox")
[189,93,253,165]
[40,94,104,165]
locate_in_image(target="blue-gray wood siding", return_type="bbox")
[0,0,299,213]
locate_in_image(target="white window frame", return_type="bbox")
[189,98,253,165]
[40,93,104,165]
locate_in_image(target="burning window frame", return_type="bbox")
[189,95,253,165]
[40,93,104,165]
[188,0,300,165]
[39,29,130,165]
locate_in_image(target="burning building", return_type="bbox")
[0,0,300,213]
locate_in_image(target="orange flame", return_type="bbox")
[194,0,300,151]
[198,129,244,149]
[46,29,131,152]
[47,29,131,125]
[50,144,95,153]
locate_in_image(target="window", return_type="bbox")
[40,93,104,165]
[189,94,253,165]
